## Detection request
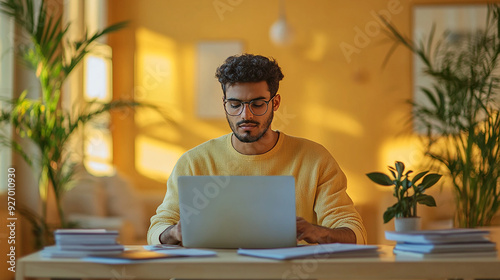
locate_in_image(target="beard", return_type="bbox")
[227,110,274,143]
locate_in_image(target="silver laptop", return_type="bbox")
[178,176,297,249]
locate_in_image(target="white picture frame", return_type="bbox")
[196,41,244,118]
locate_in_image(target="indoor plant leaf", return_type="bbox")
[368,161,440,225]
[411,171,429,185]
[383,206,397,224]
[416,194,437,207]
[366,172,393,186]
[420,174,442,190]
[382,4,500,228]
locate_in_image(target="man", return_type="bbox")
[148,54,367,245]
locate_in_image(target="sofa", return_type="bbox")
[62,167,161,245]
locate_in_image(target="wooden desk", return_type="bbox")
[15,246,500,280]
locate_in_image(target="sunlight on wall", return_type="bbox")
[136,135,185,182]
[303,103,364,138]
[135,28,179,108]
[184,120,230,141]
[303,31,329,61]
[134,28,184,181]
[378,135,424,172]
[344,168,374,205]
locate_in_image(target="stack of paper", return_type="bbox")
[41,229,124,258]
[386,228,498,259]
[237,243,380,260]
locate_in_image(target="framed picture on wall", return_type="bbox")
[196,41,244,119]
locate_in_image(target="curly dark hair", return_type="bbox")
[215,54,284,97]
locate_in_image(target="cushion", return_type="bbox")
[62,169,107,217]
[101,172,146,239]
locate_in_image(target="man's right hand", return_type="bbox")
[159,222,182,245]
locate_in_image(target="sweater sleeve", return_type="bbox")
[314,156,367,245]
[147,156,192,245]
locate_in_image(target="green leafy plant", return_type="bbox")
[0,0,141,248]
[382,4,500,228]
[367,161,441,223]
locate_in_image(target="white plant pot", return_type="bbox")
[395,217,421,232]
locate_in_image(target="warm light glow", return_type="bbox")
[378,136,424,171]
[84,44,112,102]
[304,31,329,61]
[84,126,114,176]
[186,120,230,141]
[134,28,181,131]
[135,28,178,104]
[134,28,186,182]
[135,135,185,182]
[85,161,115,177]
[343,168,374,205]
[303,103,364,137]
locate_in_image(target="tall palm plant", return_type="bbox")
[0,0,140,248]
[383,4,500,228]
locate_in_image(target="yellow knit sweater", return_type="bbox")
[147,132,367,245]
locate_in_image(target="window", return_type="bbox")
[0,13,14,192]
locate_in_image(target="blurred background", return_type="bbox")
[1,0,497,268]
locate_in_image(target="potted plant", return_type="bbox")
[367,161,441,231]
[0,0,143,248]
[382,4,500,228]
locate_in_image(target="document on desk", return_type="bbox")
[143,245,217,257]
[393,249,498,259]
[394,241,497,253]
[237,243,380,260]
[153,248,217,257]
[83,248,217,264]
[385,228,491,244]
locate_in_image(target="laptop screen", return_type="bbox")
[178,176,297,249]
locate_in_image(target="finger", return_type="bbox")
[175,224,182,241]
[297,232,305,241]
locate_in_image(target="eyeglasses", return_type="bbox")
[223,95,277,116]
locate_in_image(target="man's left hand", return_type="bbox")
[296,216,357,244]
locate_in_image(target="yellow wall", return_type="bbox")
[107,0,487,244]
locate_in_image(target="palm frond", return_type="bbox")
[383,4,500,228]
[0,136,33,166]
[63,21,129,77]
[0,0,134,247]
